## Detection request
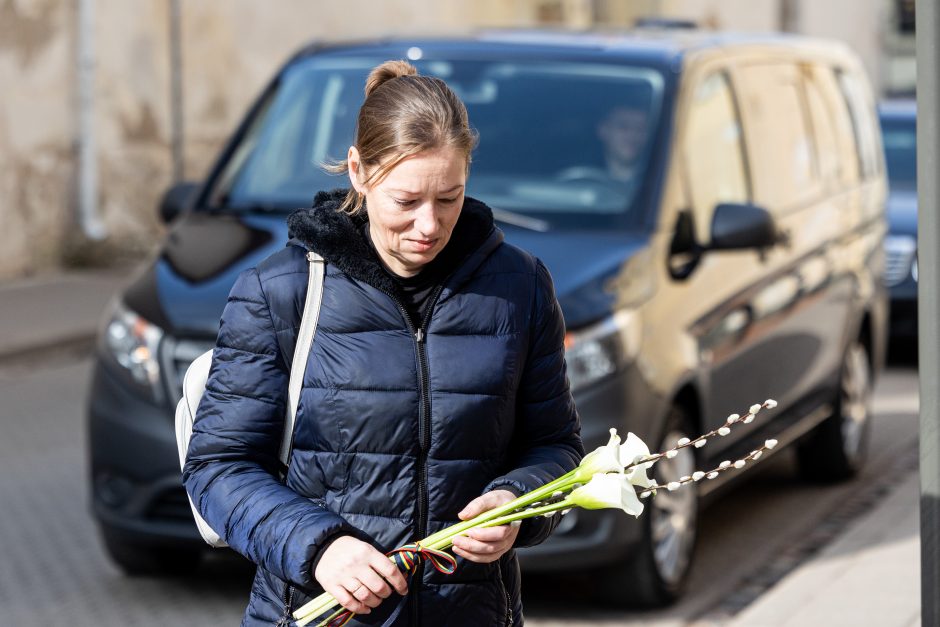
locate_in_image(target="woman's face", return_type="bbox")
[349,145,467,277]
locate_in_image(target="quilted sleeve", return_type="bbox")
[182,267,356,590]
[484,259,584,548]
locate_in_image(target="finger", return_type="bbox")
[459,490,508,519]
[327,584,371,615]
[467,526,512,542]
[371,556,409,596]
[452,542,499,564]
[453,534,501,555]
[359,567,393,602]
[348,581,382,610]
[458,495,486,520]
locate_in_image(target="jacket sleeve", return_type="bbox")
[182,267,356,590]
[484,258,584,548]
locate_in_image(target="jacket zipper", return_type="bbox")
[495,559,513,627]
[277,583,296,626]
[376,283,446,626]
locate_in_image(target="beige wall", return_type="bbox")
[0,0,75,278]
[0,0,898,281]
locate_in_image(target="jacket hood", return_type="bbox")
[287,188,502,295]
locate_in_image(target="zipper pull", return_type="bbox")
[415,328,425,343]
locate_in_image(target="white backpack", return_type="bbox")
[175,251,325,547]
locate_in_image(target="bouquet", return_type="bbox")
[295,399,779,626]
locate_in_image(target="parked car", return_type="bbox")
[879,100,917,341]
[88,29,888,607]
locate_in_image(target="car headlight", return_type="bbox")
[565,309,641,393]
[884,235,917,287]
[100,300,165,399]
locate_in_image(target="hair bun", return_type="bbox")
[364,60,418,98]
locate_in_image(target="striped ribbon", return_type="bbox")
[325,543,458,627]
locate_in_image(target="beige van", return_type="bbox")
[89,29,887,607]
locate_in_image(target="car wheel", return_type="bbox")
[797,339,872,482]
[593,406,698,607]
[102,532,202,577]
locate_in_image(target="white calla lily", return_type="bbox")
[620,432,654,489]
[573,428,624,481]
[568,473,644,517]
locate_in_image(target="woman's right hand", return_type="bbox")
[313,536,409,615]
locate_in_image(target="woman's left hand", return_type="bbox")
[452,490,520,563]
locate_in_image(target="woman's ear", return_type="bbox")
[347,146,366,194]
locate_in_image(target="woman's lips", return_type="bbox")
[410,239,437,252]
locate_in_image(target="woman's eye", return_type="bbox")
[439,197,458,204]
[394,199,417,208]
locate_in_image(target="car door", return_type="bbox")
[673,65,782,448]
[701,60,853,439]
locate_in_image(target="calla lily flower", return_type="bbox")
[568,473,644,517]
[573,428,624,481]
[620,432,654,489]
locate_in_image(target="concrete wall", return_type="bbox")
[0,0,902,281]
[0,0,76,278]
[0,0,553,281]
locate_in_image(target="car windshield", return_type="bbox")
[880,115,916,191]
[206,55,666,230]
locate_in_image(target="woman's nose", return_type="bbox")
[413,203,439,236]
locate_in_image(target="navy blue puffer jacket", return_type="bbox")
[183,189,583,626]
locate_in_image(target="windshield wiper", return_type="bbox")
[491,207,550,232]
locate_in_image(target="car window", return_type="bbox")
[207,56,667,231]
[880,116,916,191]
[804,65,860,187]
[837,70,882,181]
[802,68,841,187]
[683,71,749,241]
[735,63,817,213]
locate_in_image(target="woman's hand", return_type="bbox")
[452,489,521,563]
[314,536,409,615]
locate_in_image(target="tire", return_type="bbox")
[593,406,698,607]
[102,532,202,577]
[797,339,873,482]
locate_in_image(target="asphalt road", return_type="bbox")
[0,356,918,626]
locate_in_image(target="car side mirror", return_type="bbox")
[159,181,200,224]
[709,202,777,251]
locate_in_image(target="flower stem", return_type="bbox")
[423,500,573,551]
[419,470,579,547]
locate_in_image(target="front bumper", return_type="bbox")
[889,279,917,340]
[87,356,203,547]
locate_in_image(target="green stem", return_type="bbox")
[420,470,580,547]
[425,500,574,551]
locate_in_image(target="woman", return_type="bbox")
[184,60,583,626]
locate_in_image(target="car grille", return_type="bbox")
[162,337,216,406]
[884,246,916,287]
[145,488,194,522]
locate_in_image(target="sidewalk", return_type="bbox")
[0,268,132,361]
[726,471,920,627]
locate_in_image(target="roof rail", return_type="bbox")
[633,17,698,30]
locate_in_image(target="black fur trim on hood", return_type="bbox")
[287,188,498,296]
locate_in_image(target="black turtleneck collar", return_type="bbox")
[287,188,501,296]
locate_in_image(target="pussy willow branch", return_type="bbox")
[638,437,779,497]
[622,399,778,475]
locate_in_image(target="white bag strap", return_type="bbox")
[279,250,325,466]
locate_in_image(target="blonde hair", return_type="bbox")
[324,60,479,214]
